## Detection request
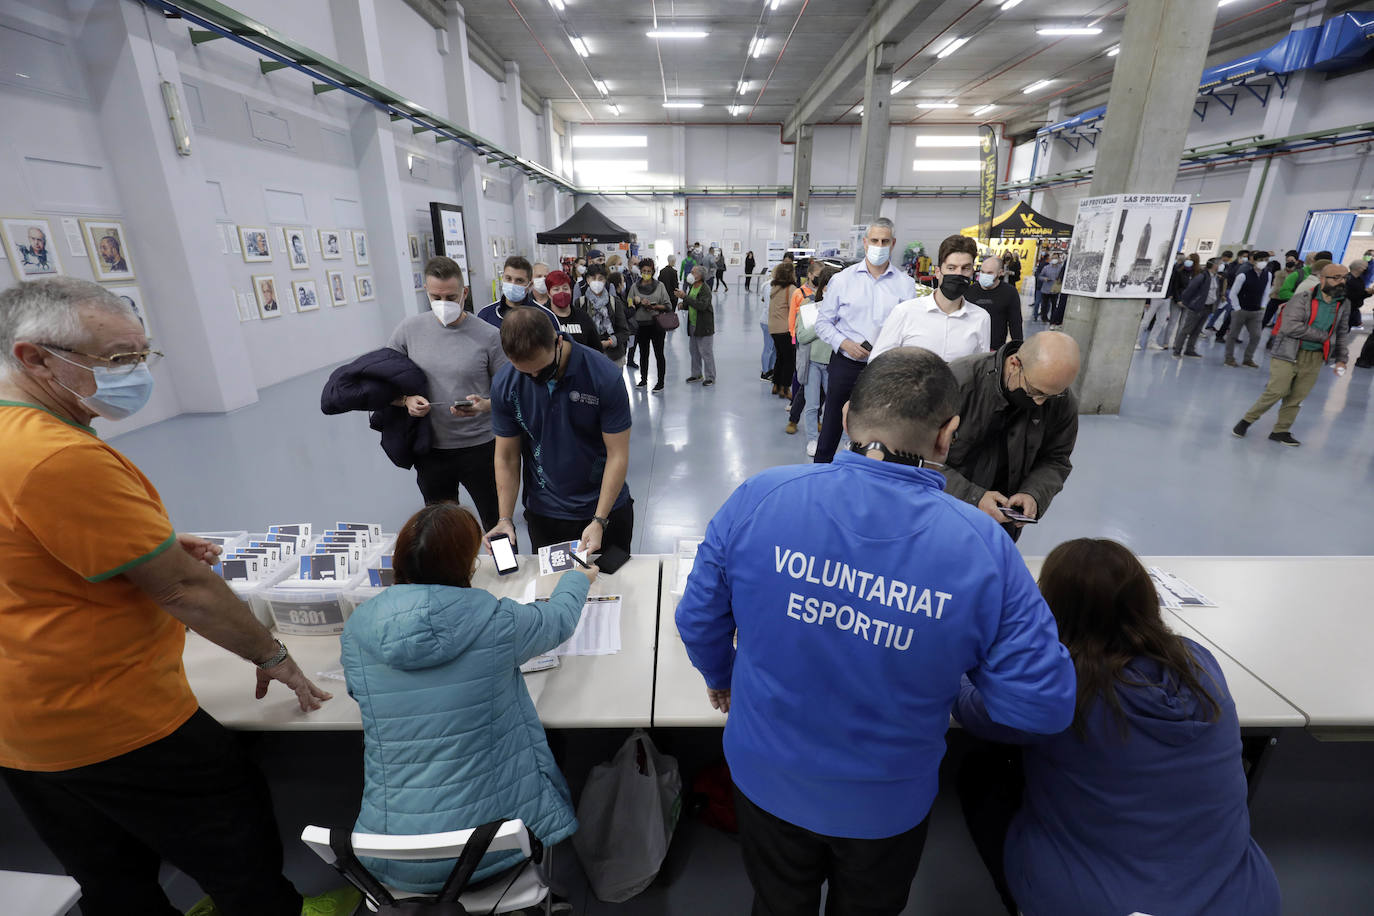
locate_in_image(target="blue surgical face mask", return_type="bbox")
[1184,260,1194,268]
[502,281,527,303]
[866,244,891,267]
[977,272,997,289]
[45,348,155,420]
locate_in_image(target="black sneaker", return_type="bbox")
[1232,420,1250,438]
[1183,351,1202,358]
[652,380,664,392]
[760,370,773,381]
[636,378,647,389]
[1268,432,1300,447]
[703,378,715,386]
[686,375,702,383]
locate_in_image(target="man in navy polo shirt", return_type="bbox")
[677,347,1075,916]
[487,307,634,554]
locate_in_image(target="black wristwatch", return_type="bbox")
[255,639,289,670]
[592,515,611,531]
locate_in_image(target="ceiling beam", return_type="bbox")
[782,0,935,140]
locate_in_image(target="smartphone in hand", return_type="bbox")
[998,507,1038,524]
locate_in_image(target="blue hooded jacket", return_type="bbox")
[341,571,589,890]
[954,638,1280,916]
[675,451,1076,839]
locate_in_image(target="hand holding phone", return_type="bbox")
[488,534,519,575]
[998,506,1038,524]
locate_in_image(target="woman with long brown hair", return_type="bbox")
[768,261,799,400]
[954,538,1279,916]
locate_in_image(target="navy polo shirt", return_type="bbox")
[491,336,633,519]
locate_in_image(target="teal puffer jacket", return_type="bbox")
[341,571,589,891]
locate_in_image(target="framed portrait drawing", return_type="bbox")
[325,270,348,306]
[238,226,273,263]
[352,230,370,267]
[2,217,63,281]
[408,234,421,262]
[319,229,344,260]
[283,227,311,270]
[412,271,423,291]
[79,219,136,282]
[1196,238,1218,257]
[292,279,320,312]
[252,274,282,319]
[424,233,435,259]
[106,284,150,337]
[355,274,375,301]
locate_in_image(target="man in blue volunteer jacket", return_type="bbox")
[676,347,1076,916]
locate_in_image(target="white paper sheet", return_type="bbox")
[1148,567,1216,609]
[556,595,622,656]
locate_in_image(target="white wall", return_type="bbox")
[375,0,447,116]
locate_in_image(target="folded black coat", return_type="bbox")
[320,348,432,469]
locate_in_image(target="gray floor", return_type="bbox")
[4,286,1374,915]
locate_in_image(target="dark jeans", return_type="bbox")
[716,268,728,291]
[1173,308,1208,354]
[1048,292,1067,325]
[956,744,1025,916]
[635,323,667,383]
[745,274,753,291]
[734,787,929,916]
[524,498,634,554]
[770,332,797,393]
[414,439,501,533]
[1,709,300,916]
[815,353,866,463]
[1358,330,1374,367]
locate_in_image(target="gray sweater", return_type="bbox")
[629,280,672,324]
[386,312,508,449]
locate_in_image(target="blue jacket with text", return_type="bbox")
[675,451,1076,839]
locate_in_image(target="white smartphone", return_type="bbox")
[489,534,519,575]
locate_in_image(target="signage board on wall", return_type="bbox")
[1062,193,1190,298]
[429,202,471,287]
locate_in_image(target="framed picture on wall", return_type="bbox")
[352,230,370,267]
[2,217,63,280]
[424,233,435,259]
[325,270,348,306]
[79,219,136,282]
[412,271,423,290]
[1196,238,1218,257]
[408,234,421,262]
[355,275,375,301]
[319,229,344,260]
[238,226,273,263]
[292,279,320,312]
[283,227,311,270]
[106,284,150,336]
[252,274,282,318]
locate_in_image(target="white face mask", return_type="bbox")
[866,244,891,267]
[531,277,548,295]
[576,265,587,276]
[588,279,606,295]
[431,299,463,325]
[977,272,997,289]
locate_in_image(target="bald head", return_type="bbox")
[1015,331,1080,396]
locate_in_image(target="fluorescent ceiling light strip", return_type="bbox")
[971,104,996,116]
[936,36,969,58]
[608,104,621,116]
[569,36,589,56]
[575,160,649,172]
[646,30,709,39]
[1022,79,1051,94]
[1000,0,1024,9]
[1037,27,1103,35]
[548,0,563,10]
[593,79,608,96]
[915,135,982,147]
[1107,45,1120,57]
[752,37,768,58]
[572,135,649,148]
[917,101,959,109]
[662,101,704,109]
[891,79,911,93]
[912,160,984,171]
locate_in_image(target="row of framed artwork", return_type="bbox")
[2,215,137,284]
[246,270,375,321]
[238,226,370,270]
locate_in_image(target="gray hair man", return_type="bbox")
[0,278,354,915]
[812,216,917,462]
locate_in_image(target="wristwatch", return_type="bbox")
[255,639,289,670]
[592,515,611,531]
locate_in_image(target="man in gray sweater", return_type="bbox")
[386,257,508,530]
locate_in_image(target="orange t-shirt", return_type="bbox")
[0,402,197,771]
[788,284,814,341]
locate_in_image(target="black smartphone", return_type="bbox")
[595,544,631,575]
[998,507,1038,524]
[488,534,519,575]
[860,340,873,352]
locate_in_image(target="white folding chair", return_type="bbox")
[300,820,555,914]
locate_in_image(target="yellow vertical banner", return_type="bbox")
[978,125,997,240]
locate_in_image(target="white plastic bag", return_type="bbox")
[573,729,683,902]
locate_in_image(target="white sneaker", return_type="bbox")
[806,440,817,457]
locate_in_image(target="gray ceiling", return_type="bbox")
[458,0,1368,138]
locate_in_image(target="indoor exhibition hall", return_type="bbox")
[3,1,1374,915]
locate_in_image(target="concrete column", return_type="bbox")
[853,43,896,226]
[76,2,257,414]
[333,0,415,328]
[1062,0,1220,415]
[503,61,533,258]
[442,1,496,303]
[791,124,814,236]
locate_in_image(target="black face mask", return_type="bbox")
[1007,388,1039,411]
[524,340,561,385]
[940,273,971,301]
[1286,260,1297,269]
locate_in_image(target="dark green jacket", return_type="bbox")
[680,282,715,337]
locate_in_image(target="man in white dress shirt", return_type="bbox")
[813,217,917,462]
[872,235,989,363]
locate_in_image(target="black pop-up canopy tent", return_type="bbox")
[536,203,635,245]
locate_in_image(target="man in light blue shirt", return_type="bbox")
[813,218,917,462]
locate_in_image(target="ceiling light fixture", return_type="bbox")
[572,135,649,148]
[749,36,768,58]
[971,104,997,116]
[917,100,959,109]
[1022,79,1052,94]
[771,0,783,9]
[912,159,984,171]
[646,29,709,39]
[936,36,969,58]
[548,0,564,10]
[728,105,743,117]
[609,103,621,116]
[856,105,864,115]
[1037,26,1104,35]
[594,79,608,96]
[662,101,704,109]
[569,35,589,56]
[999,0,1024,9]
[1106,45,1120,57]
[891,79,912,93]
[737,80,749,95]
[915,135,982,147]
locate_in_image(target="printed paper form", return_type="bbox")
[1148,567,1217,609]
[522,581,622,655]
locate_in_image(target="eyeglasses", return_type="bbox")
[1015,358,1067,401]
[42,343,164,376]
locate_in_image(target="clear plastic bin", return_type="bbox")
[255,537,392,636]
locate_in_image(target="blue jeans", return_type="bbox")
[761,320,776,372]
[803,363,828,443]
